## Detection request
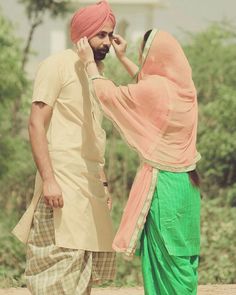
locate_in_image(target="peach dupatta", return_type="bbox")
[91,29,200,257]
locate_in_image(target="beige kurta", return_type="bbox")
[12,49,115,251]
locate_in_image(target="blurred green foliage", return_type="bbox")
[0,10,35,215]
[0,11,26,103]
[0,8,235,287]
[200,198,236,284]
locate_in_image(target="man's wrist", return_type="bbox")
[85,59,99,77]
[41,170,55,182]
[85,60,96,70]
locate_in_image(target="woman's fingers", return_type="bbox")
[111,34,127,59]
[112,34,127,49]
[113,33,123,41]
[113,34,127,45]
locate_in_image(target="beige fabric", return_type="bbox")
[12,49,115,251]
[25,199,116,295]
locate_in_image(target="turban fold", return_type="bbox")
[70,1,116,43]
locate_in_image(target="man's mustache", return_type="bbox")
[92,45,110,61]
[98,45,110,54]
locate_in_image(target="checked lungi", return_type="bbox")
[25,198,116,295]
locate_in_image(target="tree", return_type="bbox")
[0,11,34,212]
[183,22,236,283]
[8,0,72,134]
[184,21,236,103]
[184,22,236,205]
[19,0,71,70]
[0,11,26,104]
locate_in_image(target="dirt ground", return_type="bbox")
[0,285,236,295]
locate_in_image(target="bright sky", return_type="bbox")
[2,0,236,37]
[156,0,236,35]
[1,0,235,72]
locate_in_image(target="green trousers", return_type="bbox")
[140,171,200,295]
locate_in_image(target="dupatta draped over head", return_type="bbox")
[91,29,201,257]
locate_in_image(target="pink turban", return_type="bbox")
[70,0,116,43]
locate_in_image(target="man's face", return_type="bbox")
[89,23,114,61]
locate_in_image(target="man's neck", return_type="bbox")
[96,60,104,75]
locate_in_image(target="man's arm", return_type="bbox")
[29,102,63,208]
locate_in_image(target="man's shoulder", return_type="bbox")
[40,49,74,66]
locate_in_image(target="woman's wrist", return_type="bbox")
[118,54,127,63]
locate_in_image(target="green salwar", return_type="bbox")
[140,171,200,295]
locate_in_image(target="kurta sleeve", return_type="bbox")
[32,56,63,107]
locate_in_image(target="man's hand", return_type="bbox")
[76,37,94,64]
[112,34,127,61]
[43,178,64,208]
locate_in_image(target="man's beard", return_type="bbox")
[92,45,110,61]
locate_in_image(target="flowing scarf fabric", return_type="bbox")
[92,29,200,256]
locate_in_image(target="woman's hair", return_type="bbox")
[188,170,200,187]
[141,29,152,52]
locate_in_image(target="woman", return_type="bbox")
[77,29,201,295]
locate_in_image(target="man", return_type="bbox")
[12,1,116,294]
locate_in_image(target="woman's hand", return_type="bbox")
[111,34,139,77]
[76,37,94,64]
[112,34,127,61]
